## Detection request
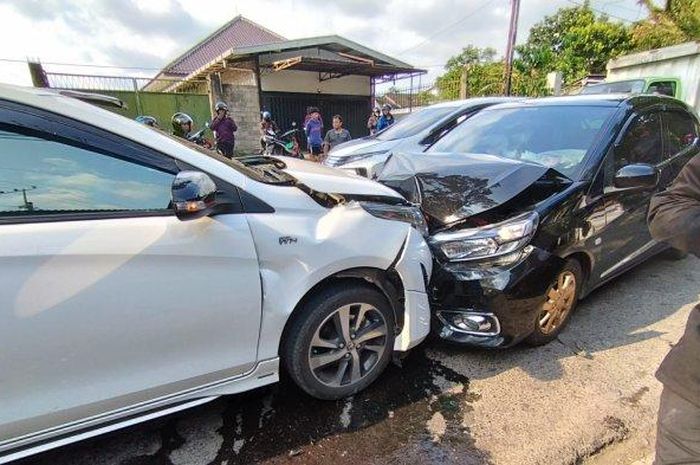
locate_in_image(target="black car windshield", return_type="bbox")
[427,105,616,179]
[580,79,645,95]
[375,106,457,141]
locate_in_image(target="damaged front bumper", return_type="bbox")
[430,246,566,347]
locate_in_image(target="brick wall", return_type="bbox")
[209,66,261,153]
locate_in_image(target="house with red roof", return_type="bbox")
[147,16,423,151]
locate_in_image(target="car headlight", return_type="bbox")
[359,201,429,237]
[432,211,539,262]
[336,151,389,166]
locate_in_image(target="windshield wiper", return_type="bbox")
[236,155,296,185]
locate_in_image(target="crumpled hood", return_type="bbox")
[281,156,402,198]
[378,152,553,227]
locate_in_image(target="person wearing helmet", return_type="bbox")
[210,101,237,158]
[376,104,394,132]
[367,106,380,135]
[259,111,279,151]
[135,115,159,128]
[172,112,193,139]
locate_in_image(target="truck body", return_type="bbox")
[580,41,700,112]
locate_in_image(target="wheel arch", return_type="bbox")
[562,251,592,297]
[278,267,405,359]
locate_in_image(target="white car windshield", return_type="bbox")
[375,106,457,141]
[428,105,616,179]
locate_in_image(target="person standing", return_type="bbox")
[376,104,395,132]
[323,115,352,159]
[647,154,700,465]
[210,101,237,158]
[304,108,324,161]
[259,111,279,153]
[367,107,380,135]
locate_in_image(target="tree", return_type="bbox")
[515,4,632,87]
[631,0,700,51]
[435,45,505,99]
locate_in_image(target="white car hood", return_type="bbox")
[280,157,402,198]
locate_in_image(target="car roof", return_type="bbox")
[481,93,689,112]
[427,96,523,109]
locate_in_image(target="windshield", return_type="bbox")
[580,79,645,95]
[428,105,616,179]
[376,106,457,141]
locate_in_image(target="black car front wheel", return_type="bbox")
[525,259,583,346]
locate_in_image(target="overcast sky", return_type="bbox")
[0,0,649,86]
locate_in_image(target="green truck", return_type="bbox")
[580,41,700,112]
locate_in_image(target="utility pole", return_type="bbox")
[503,0,521,96]
[0,186,36,212]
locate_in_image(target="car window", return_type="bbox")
[428,105,616,179]
[664,110,698,157]
[0,126,174,217]
[615,112,662,171]
[375,106,457,141]
[580,80,646,95]
[648,81,676,97]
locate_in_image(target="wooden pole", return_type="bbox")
[503,0,521,96]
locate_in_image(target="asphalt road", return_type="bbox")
[20,254,699,465]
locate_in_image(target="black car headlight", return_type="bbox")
[359,201,429,237]
[432,211,539,262]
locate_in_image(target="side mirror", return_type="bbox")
[613,163,659,190]
[171,171,217,221]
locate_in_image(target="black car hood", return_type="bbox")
[378,152,561,228]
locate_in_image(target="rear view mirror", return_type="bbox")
[613,163,659,189]
[172,171,217,220]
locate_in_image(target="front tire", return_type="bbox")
[525,259,582,346]
[283,283,395,400]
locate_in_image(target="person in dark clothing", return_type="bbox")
[210,101,237,158]
[647,154,700,465]
[304,108,324,161]
[376,104,395,132]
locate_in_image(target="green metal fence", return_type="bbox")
[44,73,212,131]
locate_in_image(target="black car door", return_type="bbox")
[660,108,699,186]
[597,110,664,281]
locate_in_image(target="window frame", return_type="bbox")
[611,109,665,173]
[660,108,700,166]
[0,99,225,225]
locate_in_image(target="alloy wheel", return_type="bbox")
[538,270,576,335]
[308,302,389,388]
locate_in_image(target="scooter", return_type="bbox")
[263,122,302,158]
[188,122,214,149]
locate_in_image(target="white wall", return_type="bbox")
[261,70,370,96]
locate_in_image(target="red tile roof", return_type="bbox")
[163,16,285,76]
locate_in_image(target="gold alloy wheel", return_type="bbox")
[538,270,576,335]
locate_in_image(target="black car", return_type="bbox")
[379,94,699,347]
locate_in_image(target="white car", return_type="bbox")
[0,85,432,463]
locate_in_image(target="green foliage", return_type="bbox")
[515,4,632,86]
[632,0,700,51]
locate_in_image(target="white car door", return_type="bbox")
[0,105,262,443]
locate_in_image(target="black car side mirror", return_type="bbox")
[613,163,659,190]
[171,171,218,220]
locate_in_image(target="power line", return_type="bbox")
[565,0,636,23]
[396,0,499,56]
[0,58,164,72]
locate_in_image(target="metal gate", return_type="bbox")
[261,92,371,148]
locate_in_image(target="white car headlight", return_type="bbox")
[359,201,429,237]
[432,211,539,262]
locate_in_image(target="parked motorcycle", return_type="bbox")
[188,122,214,149]
[263,122,302,158]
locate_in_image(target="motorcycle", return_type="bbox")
[188,122,214,150]
[263,122,302,158]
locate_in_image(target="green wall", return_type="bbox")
[83,90,212,132]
